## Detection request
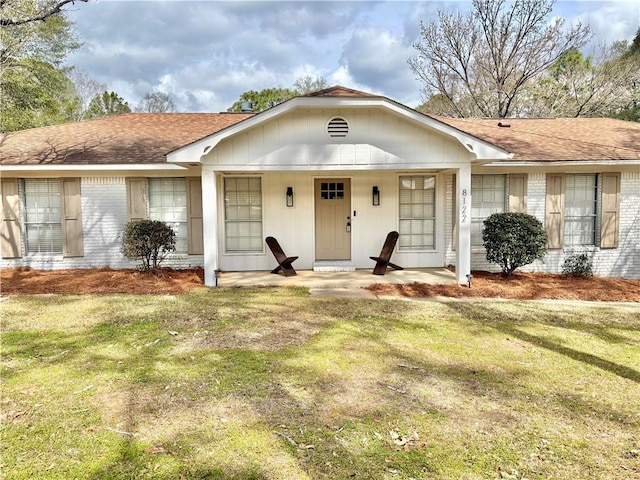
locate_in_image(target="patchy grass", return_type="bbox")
[1,289,639,479]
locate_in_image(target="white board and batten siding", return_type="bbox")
[206,108,466,272]
[216,170,450,272]
[204,109,473,170]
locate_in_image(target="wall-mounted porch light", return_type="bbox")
[372,185,380,206]
[286,186,294,207]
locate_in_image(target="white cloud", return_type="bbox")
[340,26,421,106]
[63,1,638,114]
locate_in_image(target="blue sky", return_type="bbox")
[65,1,640,112]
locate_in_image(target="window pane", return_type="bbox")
[148,178,187,253]
[398,176,436,250]
[564,174,596,246]
[24,179,62,254]
[224,177,263,252]
[470,175,506,246]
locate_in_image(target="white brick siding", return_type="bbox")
[1,177,204,271]
[2,172,638,278]
[447,171,640,279]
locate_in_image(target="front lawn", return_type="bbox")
[1,288,639,479]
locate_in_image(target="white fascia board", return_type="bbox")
[0,163,189,172]
[485,160,640,167]
[167,96,513,164]
[205,162,472,172]
[380,102,512,161]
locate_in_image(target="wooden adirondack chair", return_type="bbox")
[265,236,298,277]
[370,231,403,275]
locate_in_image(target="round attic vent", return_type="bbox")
[327,117,349,138]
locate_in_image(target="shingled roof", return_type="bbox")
[0,113,253,166]
[431,116,640,162]
[306,85,379,97]
[2,97,639,166]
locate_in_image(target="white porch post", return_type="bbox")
[455,164,472,284]
[202,167,219,286]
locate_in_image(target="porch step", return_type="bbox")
[313,261,356,272]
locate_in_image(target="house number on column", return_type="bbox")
[461,189,468,224]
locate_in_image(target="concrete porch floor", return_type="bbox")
[216,267,458,288]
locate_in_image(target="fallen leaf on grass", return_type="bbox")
[146,445,166,455]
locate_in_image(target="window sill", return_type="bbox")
[223,251,266,256]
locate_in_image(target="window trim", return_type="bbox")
[398,174,437,252]
[148,177,189,254]
[222,175,264,254]
[563,173,598,247]
[22,178,64,255]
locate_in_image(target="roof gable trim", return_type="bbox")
[167,96,512,164]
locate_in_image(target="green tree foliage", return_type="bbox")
[409,0,590,118]
[1,0,85,131]
[86,91,132,119]
[67,68,107,121]
[528,44,640,118]
[228,87,297,113]
[613,28,640,122]
[416,94,454,116]
[121,220,176,270]
[482,212,548,277]
[228,75,328,112]
[0,58,77,131]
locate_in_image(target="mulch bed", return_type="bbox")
[1,267,639,302]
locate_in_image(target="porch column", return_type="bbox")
[455,164,472,284]
[202,166,219,287]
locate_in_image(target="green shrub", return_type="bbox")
[482,212,548,277]
[562,253,593,277]
[120,219,176,270]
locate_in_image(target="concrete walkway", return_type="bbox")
[217,268,457,292]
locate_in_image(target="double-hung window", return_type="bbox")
[148,178,188,253]
[224,177,263,252]
[23,179,63,254]
[471,175,506,246]
[564,174,597,246]
[399,175,436,250]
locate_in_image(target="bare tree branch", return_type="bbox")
[409,0,591,118]
[0,0,88,27]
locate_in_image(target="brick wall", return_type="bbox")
[446,171,640,279]
[0,177,204,271]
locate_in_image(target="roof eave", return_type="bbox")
[0,163,189,172]
[485,159,640,167]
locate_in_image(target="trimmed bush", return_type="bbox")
[121,219,176,270]
[562,253,593,277]
[482,212,548,277]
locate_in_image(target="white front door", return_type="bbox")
[315,178,351,260]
